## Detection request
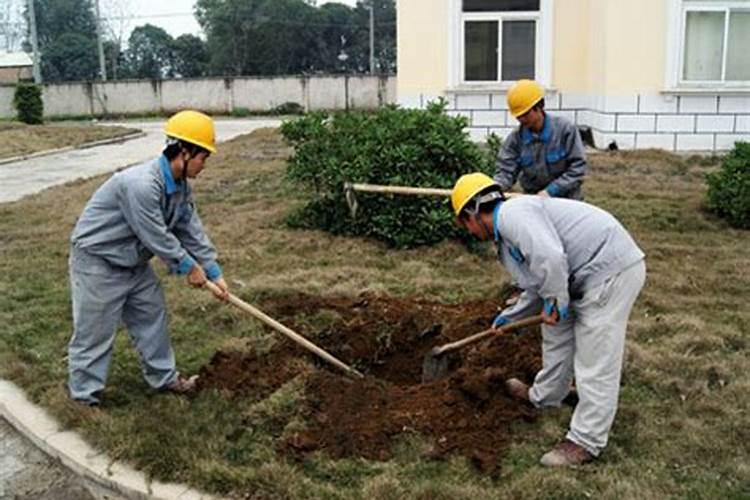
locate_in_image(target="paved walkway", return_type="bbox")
[0,117,281,499]
[0,118,282,203]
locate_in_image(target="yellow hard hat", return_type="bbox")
[164,110,217,154]
[507,79,544,118]
[451,172,498,216]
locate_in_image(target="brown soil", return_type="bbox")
[197,292,543,474]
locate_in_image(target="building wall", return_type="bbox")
[397,0,750,152]
[0,75,397,119]
[0,66,32,84]
[396,0,450,107]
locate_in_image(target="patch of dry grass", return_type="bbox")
[0,121,139,160]
[0,129,748,498]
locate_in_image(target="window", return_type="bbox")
[680,1,750,84]
[461,0,541,83]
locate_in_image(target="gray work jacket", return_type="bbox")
[494,114,586,199]
[490,196,645,321]
[71,155,221,279]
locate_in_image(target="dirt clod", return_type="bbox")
[197,292,543,474]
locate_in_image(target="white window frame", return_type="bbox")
[448,0,553,89]
[666,0,750,90]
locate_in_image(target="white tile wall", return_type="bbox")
[591,111,616,131]
[468,127,490,142]
[676,134,714,151]
[397,94,423,109]
[636,134,676,150]
[601,95,639,113]
[488,127,516,138]
[593,130,636,150]
[679,95,718,113]
[447,110,471,121]
[718,96,750,114]
[715,134,750,150]
[456,94,491,110]
[560,93,595,110]
[736,115,750,132]
[657,114,695,133]
[545,92,561,110]
[696,115,734,133]
[490,93,509,110]
[617,114,656,133]
[472,110,505,127]
[639,94,678,113]
[552,110,577,123]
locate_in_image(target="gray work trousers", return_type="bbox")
[68,247,178,404]
[528,260,646,456]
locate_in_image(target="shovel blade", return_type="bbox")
[421,351,450,383]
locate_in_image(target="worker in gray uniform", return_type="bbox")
[495,79,586,200]
[67,110,229,407]
[450,172,646,467]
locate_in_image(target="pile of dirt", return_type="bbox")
[197,293,543,474]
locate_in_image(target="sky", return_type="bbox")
[108,0,361,39]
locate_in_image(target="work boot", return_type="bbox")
[505,378,530,402]
[540,440,594,467]
[165,373,199,394]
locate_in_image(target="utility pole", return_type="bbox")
[27,0,41,83]
[367,5,375,74]
[94,0,107,81]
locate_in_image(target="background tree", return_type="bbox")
[172,34,209,78]
[123,24,174,79]
[25,0,100,81]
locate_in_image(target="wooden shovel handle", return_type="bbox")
[204,281,364,378]
[347,182,452,197]
[432,314,544,357]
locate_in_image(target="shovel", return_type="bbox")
[343,182,451,218]
[204,281,365,379]
[421,314,544,383]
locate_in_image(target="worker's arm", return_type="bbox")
[493,290,543,327]
[117,177,196,276]
[544,123,586,197]
[493,131,521,192]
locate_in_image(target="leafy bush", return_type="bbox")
[281,101,497,248]
[705,141,750,229]
[13,83,44,125]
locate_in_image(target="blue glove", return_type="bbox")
[493,314,509,328]
[543,299,569,321]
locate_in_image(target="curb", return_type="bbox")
[0,131,147,166]
[0,379,215,500]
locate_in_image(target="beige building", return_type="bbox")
[0,52,33,84]
[397,0,750,151]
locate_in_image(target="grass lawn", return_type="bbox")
[0,128,748,499]
[0,122,139,160]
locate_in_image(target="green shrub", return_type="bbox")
[705,141,750,229]
[273,102,304,115]
[281,101,497,248]
[13,83,44,125]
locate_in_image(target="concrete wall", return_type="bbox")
[0,75,396,119]
[0,66,32,84]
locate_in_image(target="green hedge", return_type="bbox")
[281,101,499,248]
[13,83,44,125]
[706,141,750,229]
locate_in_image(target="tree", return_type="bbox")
[172,34,209,78]
[25,0,100,81]
[124,24,174,79]
[195,0,396,76]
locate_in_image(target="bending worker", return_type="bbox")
[451,172,645,467]
[67,110,228,407]
[495,79,586,200]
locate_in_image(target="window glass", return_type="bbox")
[465,21,499,81]
[502,20,535,80]
[683,11,724,81]
[463,0,539,12]
[726,11,750,80]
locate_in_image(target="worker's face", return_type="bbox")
[183,150,210,179]
[516,106,544,133]
[457,213,491,241]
